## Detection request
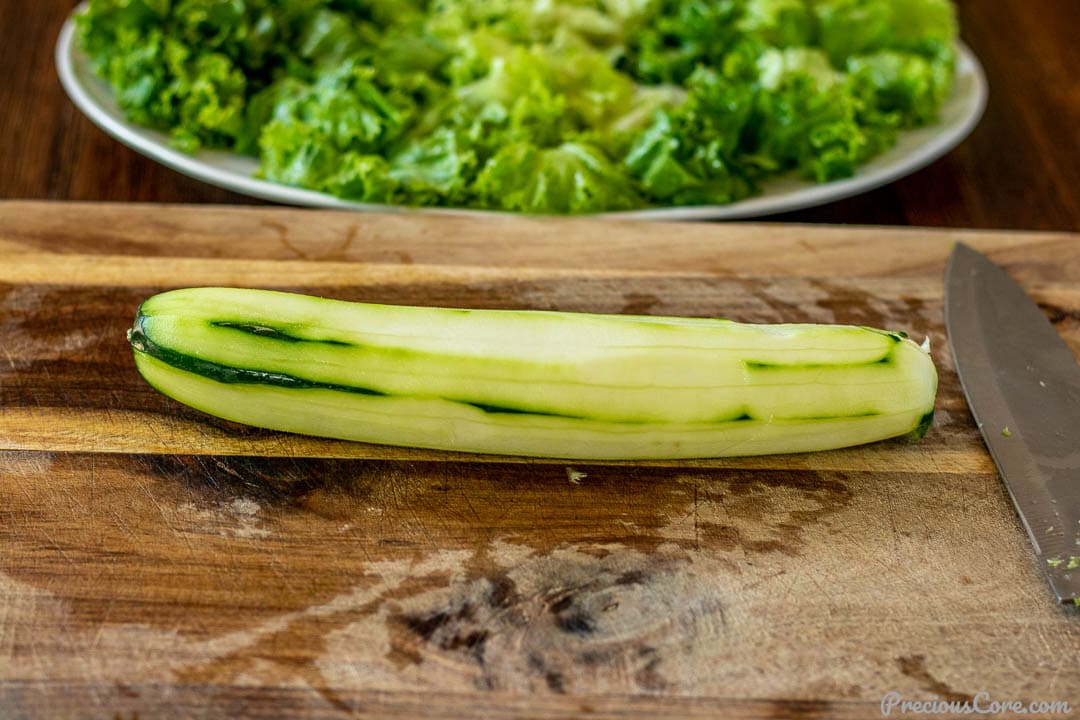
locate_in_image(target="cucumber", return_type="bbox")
[129,287,937,459]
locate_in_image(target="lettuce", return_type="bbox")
[739,0,815,47]
[811,0,958,65]
[625,69,758,204]
[78,0,961,214]
[476,142,644,213]
[849,50,954,126]
[255,61,415,199]
[625,0,746,85]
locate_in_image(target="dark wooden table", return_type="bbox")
[1,0,1078,230]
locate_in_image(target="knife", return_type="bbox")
[945,243,1080,605]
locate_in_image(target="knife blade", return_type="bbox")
[945,243,1080,605]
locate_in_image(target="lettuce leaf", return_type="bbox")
[624,69,758,204]
[849,49,954,126]
[255,61,415,199]
[811,0,958,65]
[476,142,644,214]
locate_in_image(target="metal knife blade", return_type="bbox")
[945,243,1080,604]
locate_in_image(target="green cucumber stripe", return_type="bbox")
[913,410,935,439]
[745,354,894,370]
[212,321,353,347]
[860,328,908,342]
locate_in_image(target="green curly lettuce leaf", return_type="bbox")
[476,142,644,213]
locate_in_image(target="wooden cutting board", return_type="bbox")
[1,201,1078,719]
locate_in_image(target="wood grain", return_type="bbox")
[1,202,1079,720]
[2,1,1080,230]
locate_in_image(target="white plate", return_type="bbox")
[56,9,987,221]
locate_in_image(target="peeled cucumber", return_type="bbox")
[129,287,938,459]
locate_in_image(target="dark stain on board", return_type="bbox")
[620,292,662,316]
[897,654,974,704]
[811,279,891,328]
[385,550,728,694]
